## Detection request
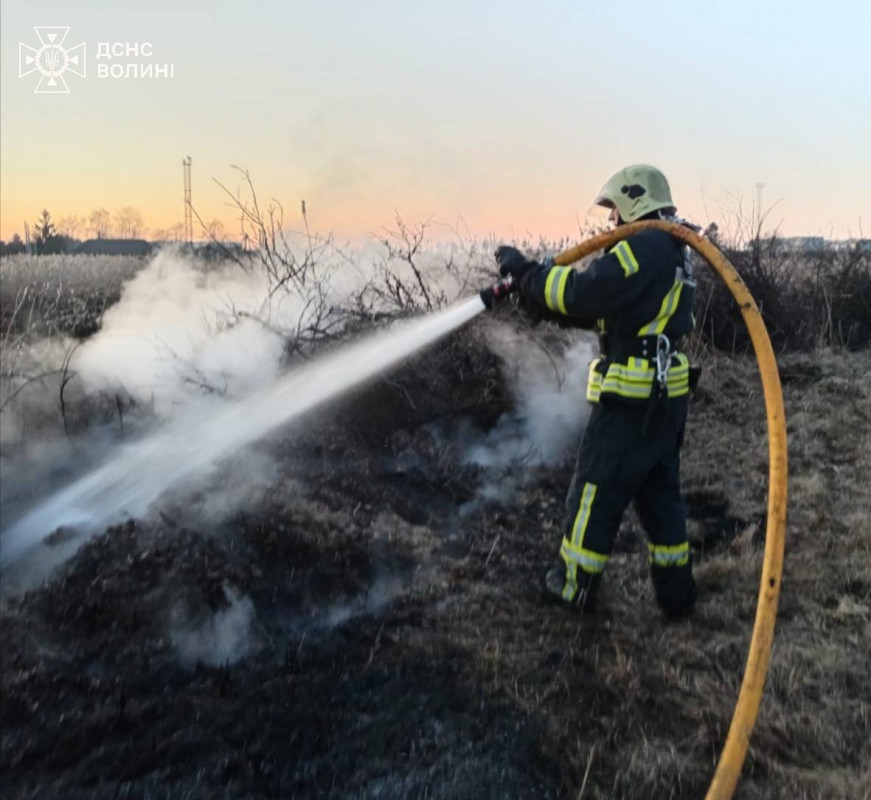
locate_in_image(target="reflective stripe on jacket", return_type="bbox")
[524,228,696,404]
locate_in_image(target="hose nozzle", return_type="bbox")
[479,275,516,309]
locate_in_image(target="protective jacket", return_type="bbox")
[522,228,696,404]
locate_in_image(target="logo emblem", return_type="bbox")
[19,27,86,94]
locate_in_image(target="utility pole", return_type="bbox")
[183,156,192,244]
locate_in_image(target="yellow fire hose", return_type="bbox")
[553,221,788,800]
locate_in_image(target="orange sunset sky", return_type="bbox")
[2,0,869,245]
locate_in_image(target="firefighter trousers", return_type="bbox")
[560,395,697,617]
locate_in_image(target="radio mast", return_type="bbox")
[183,156,192,244]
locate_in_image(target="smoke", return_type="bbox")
[0,337,78,448]
[1,249,306,570]
[458,324,595,510]
[158,448,280,529]
[323,576,403,629]
[68,242,485,417]
[468,324,593,466]
[71,249,295,417]
[171,583,257,667]
[1,237,488,449]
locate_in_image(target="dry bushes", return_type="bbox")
[694,237,871,352]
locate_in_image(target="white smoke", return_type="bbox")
[1,249,306,564]
[0,337,78,447]
[456,323,595,511]
[324,576,403,628]
[466,324,594,467]
[71,249,297,417]
[67,242,487,418]
[171,584,257,667]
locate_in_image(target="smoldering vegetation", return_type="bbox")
[1,237,870,799]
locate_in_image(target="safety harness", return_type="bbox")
[586,247,696,415]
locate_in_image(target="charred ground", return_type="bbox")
[2,318,870,799]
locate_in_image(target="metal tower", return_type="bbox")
[183,156,192,244]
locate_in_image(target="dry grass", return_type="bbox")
[450,347,871,798]
[0,254,143,340]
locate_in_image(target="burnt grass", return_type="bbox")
[2,323,871,799]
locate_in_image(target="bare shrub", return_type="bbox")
[694,232,870,352]
[207,168,348,354]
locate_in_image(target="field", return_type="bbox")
[1,248,869,799]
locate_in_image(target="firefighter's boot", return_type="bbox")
[544,565,600,613]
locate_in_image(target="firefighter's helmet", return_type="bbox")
[593,165,675,223]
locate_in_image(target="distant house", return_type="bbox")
[73,238,153,257]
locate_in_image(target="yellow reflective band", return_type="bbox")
[544,267,571,314]
[544,268,558,311]
[572,483,596,547]
[586,358,603,402]
[638,278,683,335]
[555,267,570,314]
[600,381,651,398]
[596,356,690,400]
[561,538,609,574]
[587,355,689,402]
[605,363,655,381]
[563,562,578,601]
[586,382,603,403]
[602,371,689,386]
[648,542,690,567]
[569,482,598,549]
[610,240,640,277]
[600,362,654,397]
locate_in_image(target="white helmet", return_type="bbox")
[593,165,675,223]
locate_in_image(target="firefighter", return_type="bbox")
[493,165,698,618]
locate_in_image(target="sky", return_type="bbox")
[1,0,869,244]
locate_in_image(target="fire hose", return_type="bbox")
[483,220,788,800]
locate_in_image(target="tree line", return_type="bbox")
[1,209,230,256]
[1,207,151,256]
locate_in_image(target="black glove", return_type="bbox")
[495,246,549,325]
[495,245,538,284]
[479,285,497,309]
